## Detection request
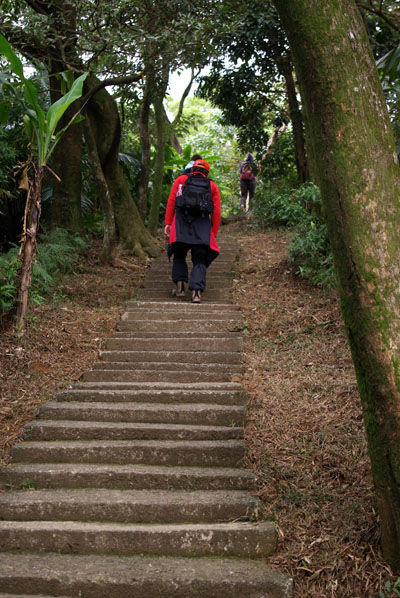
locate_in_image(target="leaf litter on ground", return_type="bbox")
[229,222,396,598]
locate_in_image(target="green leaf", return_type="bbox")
[43,72,88,160]
[0,102,10,125]
[45,73,88,138]
[0,33,25,80]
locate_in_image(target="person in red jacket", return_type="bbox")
[164,159,221,303]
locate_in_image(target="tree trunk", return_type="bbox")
[278,58,309,183]
[148,59,169,237]
[273,0,400,571]
[148,94,168,236]
[137,74,152,220]
[46,1,83,232]
[269,34,309,184]
[83,113,117,264]
[85,76,159,259]
[16,166,45,333]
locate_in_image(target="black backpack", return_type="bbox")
[175,174,214,221]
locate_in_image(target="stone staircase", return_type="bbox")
[0,235,293,597]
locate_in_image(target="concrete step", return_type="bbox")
[125,301,240,311]
[11,439,246,467]
[69,381,243,392]
[117,319,242,332]
[113,330,243,338]
[104,336,242,352]
[54,386,246,404]
[38,402,245,427]
[82,369,239,383]
[0,489,258,523]
[25,420,244,441]
[0,553,293,597]
[122,310,242,321]
[97,350,242,365]
[1,463,257,491]
[0,520,276,558]
[136,289,231,301]
[91,361,241,374]
[121,314,242,324]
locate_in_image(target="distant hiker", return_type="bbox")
[240,152,257,211]
[164,159,221,303]
[182,153,202,175]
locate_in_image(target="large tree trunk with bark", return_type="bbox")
[85,76,159,259]
[49,67,83,232]
[83,113,117,263]
[46,0,83,232]
[273,0,400,571]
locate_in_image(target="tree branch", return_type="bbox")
[172,68,197,127]
[357,1,400,33]
[81,72,144,106]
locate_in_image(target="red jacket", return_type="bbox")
[165,173,220,253]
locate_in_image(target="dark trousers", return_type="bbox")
[172,242,208,291]
[240,179,256,207]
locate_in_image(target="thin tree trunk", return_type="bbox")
[137,74,152,220]
[148,58,169,236]
[273,0,400,571]
[16,166,45,333]
[269,35,309,183]
[148,94,168,236]
[279,58,308,183]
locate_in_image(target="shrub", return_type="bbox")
[253,181,336,287]
[287,185,336,287]
[0,228,88,315]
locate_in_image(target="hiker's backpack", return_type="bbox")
[241,162,253,180]
[175,174,214,222]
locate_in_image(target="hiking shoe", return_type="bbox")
[192,290,201,303]
[172,281,186,297]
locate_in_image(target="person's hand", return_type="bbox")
[164,225,171,236]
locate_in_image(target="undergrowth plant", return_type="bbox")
[0,228,87,315]
[253,181,336,287]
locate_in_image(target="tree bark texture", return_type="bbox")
[278,58,309,183]
[148,93,168,236]
[16,166,45,333]
[49,65,83,232]
[273,0,400,570]
[84,76,159,259]
[45,0,83,231]
[83,113,117,264]
[137,74,152,220]
[268,35,309,183]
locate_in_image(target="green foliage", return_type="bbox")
[253,181,335,287]
[0,228,88,315]
[379,577,400,598]
[0,34,87,166]
[260,128,298,186]
[0,246,19,313]
[253,181,305,228]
